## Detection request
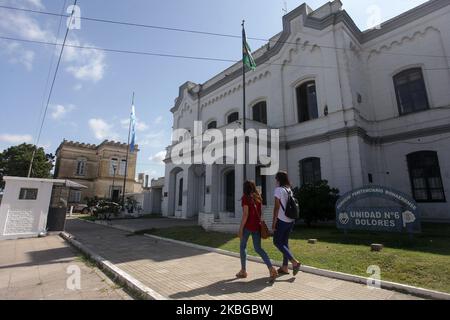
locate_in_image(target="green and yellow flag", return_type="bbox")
[242,25,256,71]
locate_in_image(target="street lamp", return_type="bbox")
[111,164,117,202]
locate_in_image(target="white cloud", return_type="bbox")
[149,151,166,164]
[0,134,33,144]
[0,10,52,42]
[0,6,52,70]
[38,142,51,151]
[51,104,75,120]
[1,42,35,70]
[136,121,149,132]
[154,116,163,125]
[121,118,149,132]
[25,0,44,9]
[138,131,169,148]
[0,3,107,81]
[73,84,83,91]
[64,38,106,82]
[88,118,118,141]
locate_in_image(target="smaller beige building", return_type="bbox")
[54,140,141,205]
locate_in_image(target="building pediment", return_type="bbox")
[170,81,199,114]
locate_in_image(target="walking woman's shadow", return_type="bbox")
[170,276,296,299]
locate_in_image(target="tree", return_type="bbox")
[0,144,54,188]
[293,180,340,227]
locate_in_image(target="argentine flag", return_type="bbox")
[129,105,136,152]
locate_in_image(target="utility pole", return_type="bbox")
[121,92,134,208]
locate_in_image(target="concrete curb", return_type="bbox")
[60,231,167,300]
[144,233,450,300]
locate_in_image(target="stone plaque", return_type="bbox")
[4,210,35,235]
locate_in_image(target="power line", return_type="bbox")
[33,0,68,147]
[1,4,450,60]
[27,0,78,177]
[1,34,450,72]
[0,35,237,63]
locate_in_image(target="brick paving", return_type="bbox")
[96,217,197,233]
[0,235,131,300]
[65,219,421,300]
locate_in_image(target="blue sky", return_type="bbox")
[0,0,428,180]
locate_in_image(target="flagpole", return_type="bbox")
[242,20,247,182]
[121,92,134,208]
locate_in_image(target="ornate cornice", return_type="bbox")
[169,0,449,114]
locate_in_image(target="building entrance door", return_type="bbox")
[225,170,235,213]
[112,190,120,203]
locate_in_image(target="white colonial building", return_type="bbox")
[162,0,450,230]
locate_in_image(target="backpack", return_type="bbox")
[279,187,299,220]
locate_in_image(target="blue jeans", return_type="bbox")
[240,228,273,270]
[273,219,295,266]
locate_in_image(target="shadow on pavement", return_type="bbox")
[0,246,76,269]
[169,277,296,299]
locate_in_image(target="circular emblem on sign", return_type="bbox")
[339,212,349,225]
[402,210,416,227]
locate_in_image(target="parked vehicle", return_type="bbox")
[69,203,91,214]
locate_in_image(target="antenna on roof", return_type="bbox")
[282,1,288,14]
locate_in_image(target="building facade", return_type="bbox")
[54,140,141,205]
[162,0,450,229]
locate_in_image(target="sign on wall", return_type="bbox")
[336,186,421,233]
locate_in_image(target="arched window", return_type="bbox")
[76,158,87,176]
[407,151,445,202]
[109,158,118,176]
[252,101,267,124]
[227,112,239,124]
[300,157,321,185]
[119,159,127,176]
[207,120,217,129]
[296,81,318,123]
[394,68,429,115]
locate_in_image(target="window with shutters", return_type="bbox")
[207,120,217,129]
[296,81,318,123]
[76,158,86,176]
[252,101,267,124]
[407,151,445,202]
[394,68,429,115]
[300,157,321,186]
[227,112,239,124]
[19,188,38,200]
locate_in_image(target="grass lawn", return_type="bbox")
[147,223,450,294]
[77,214,97,222]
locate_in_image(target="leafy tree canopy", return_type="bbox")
[0,143,54,188]
[293,180,340,227]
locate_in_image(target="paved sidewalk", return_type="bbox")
[94,217,197,233]
[0,235,131,300]
[65,219,421,300]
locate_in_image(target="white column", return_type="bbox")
[204,165,217,214]
[234,165,244,218]
[181,167,190,219]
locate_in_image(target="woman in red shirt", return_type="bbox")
[236,181,278,282]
